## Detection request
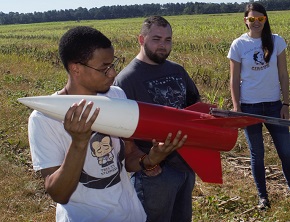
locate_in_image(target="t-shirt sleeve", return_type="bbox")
[182,68,201,106]
[274,34,287,55]
[227,38,241,63]
[28,111,67,171]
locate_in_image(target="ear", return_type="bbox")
[68,63,80,76]
[243,18,249,29]
[138,34,145,46]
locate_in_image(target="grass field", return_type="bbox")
[0,11,290,221]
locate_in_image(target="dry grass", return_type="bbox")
[0,155,55,222]
[191,132,290,221]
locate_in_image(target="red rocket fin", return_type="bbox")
[192,116,264,129]
[178,147,223,184]
[185,102,264,128]
[184,102,217,113]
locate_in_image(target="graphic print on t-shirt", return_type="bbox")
[253,50,265,65]
[79,133,124,189]
[91,134,114,167]
[145,76,186,108]
[250,48,269,71]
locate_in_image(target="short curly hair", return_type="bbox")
[59,26,112,72]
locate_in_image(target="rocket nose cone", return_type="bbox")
[17,97,39,110]
[17,97,25,104]
[17,97,30,106]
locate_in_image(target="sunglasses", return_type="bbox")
[245,16,267,23]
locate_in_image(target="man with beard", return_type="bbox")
[28,26,187,222]
[114,16,200,222]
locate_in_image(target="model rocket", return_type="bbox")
[18,95,263,184]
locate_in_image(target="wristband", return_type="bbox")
[282,103,289,107]
[139,154,147,171]
[138,154,159,171]
[144,164,159,171]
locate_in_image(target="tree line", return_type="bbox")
[0,0,289,25]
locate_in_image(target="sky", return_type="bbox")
[1,0,245,14]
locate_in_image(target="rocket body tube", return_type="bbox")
[18,95,263,184]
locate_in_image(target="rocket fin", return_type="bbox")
[184,102,217,113]
[191,116,263,129]
[178,147,223,184]
[184,102,264,128]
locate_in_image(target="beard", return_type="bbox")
[144,43,171,64]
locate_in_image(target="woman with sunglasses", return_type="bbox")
[227,2,290,210]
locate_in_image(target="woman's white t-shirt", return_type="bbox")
[227,33,286,103]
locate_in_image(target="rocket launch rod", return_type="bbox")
[210,108,290,127]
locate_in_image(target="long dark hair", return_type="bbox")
[244,3,273,63]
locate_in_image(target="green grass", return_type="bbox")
[1,12,290,221]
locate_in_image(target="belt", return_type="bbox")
[241,100,280,107]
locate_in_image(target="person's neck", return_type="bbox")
[248,32,261,39]
[57,86,68,95]
[59,84,96,95]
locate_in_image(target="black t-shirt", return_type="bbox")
[114,58,200,171]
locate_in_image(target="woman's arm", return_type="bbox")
[230,59,241,112]
[277,49,289,119]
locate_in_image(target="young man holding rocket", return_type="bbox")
[27,26,187,221]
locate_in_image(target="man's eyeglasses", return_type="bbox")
[245,16,266,23]
[78,56,125,76]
